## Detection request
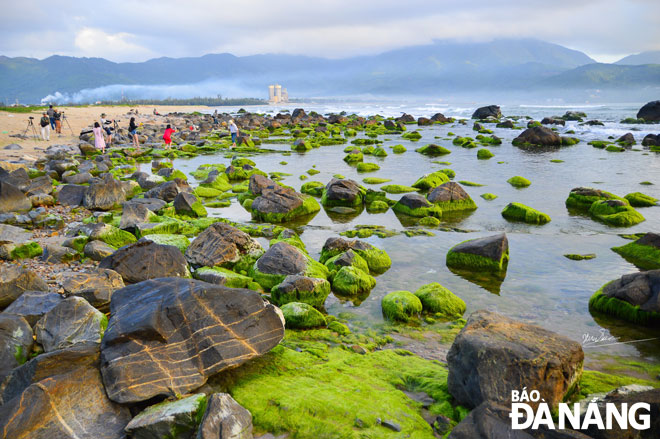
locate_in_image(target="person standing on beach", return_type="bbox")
[47,105,55,129]
[229,119,239,147]
[212,109,218,125]
[92,122,106,153]
[39,112,50,141]
[100,113,113,146]
[128,117,140,149]
[53,108,62,135]
[163,124,175,148]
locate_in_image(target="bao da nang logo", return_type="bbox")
[509,388,651,431]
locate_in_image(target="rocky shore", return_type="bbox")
[0,103,659,438]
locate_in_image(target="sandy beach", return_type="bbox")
[0,105,205,162]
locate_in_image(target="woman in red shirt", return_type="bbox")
[163,124,176,148]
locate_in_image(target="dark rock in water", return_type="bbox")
[642,134,660,147]
[397,193,431,209]
[417,117,432,126]
[251,185,304,215]
[125,393,207,439]
[83,174,126,211]
[497,119,515,128]
[271,274,331,308]
[617,132,635,146]
[0,265,49,309]
[541,117,565,126]
[396,113,415,123]
[4,290,63,326]
[123,197,167,213]
[598,270,660,314]
[99,240,190,283]
[637,100,660,121]
[119,201,152,231]
[447,233,509,270]
[59,268,124,311]
[431,112,451,123]
[173,191,205,217]
[636,232,660,249]
[0,343,131,438]
[0,314,33,375]
[35,296,106,352]
[100,277,285,403]
[249,173,277,196]
[513,126,561,147]
[579,386,660,439]
[447,310,584,409]
[144,178,191,202]
[197,393,254,439]
[56,184,87,206]
[471,105,502,119]
[256,241,307,276]
[428,182,471,203]
[292,108,306,119]
[0,181,31,213]
[84,240,116,261]
[185,222,262,268]
[322,178,364,207]
[583,119,604,126]
[320,236,391,274]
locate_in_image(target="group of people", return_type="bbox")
[38,105,63,140]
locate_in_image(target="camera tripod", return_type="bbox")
[61,114,75,136]
[22,117,40,140]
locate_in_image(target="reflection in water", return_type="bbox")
[447,266,507,295]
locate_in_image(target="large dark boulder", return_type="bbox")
[59,268,124,311]
[99,240,190,283]
[118,201,152,231]
[249,174,277,196]
[447,310,584,409]
[0,181,31,213]
[446,233,509,272]
[144,178,191,202]
[0,314,33,376]
[173,191,206,217]
[642,134,660,147]
[56,184,87,206]
[254,241,307,277]
[321,178,364,207]
[3,290,63,326]
[0,265,49,309]
[0,344,131,438]
[83,174,126,211]
[428,182,469,203]
[35,296,106,352]
[397,193,432,209]
[251,184,319,222]
[185,222,263,268]
[637,100,660,121]
[590,270,660,325]
[512,126,561,147]
[100,277,285,403]
[472,105,502,119]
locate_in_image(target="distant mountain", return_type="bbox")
[3,38,648,104]
[540,63,660,88]
[615,51,660,65]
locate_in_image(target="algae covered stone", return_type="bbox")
[281,302,327,329]
[250,242,329,290]
[565,187,626,211]
[331,266,377,296]
[356,162,380,173]
[382,291,422,322]
[588,199,645,227]
[589,271,660,326]
[323,249,370,276]
[411,171,450,190]
[415,144,451,156]
[507,176,531,188]
[612,232,660,269]
[300,181,324,197]
[624,192,657,207]
[320,236,391,274]
[321,178,366,208]
[392,193,443,218]
[193,266,254,288]
[501,202,551,225]
[125,393,207,439]
[271,275,331,308]
[477,148,494,159]
[427,182,477,212]
[414,283,466,319]
[446,233,509,272]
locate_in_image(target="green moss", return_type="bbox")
[550,159,564,163]
[193,266,253,288]
[574,370,659,401]
[457,181,484,187]
[476,148,494,160]
[331,266,376,296]
[588,200,645,227]
[432,197,477,213]
[281,302,327,329]
[10,241,43,259]
[564,253,596,260]
[402,131,422,141]
[411,171,449,190]
[324,251,370,277]
[507,176,531,188]
[414,283,465,319]
[307,169,320,176]
[141,234,190,253]
[327,320,351,335]
[640,181,653,185]
[588,140,612,149]
[501,202,551,224]
[194,186,225,198]
[343,151,364,163]
[624,192,657,207]
[565,188,627,211]
[356,162,380,173]
[271,278,331,309]
[392,200,443,219]
[250,252,329,290]
[446,241,508,273]
[162,169,188,182]
[270,232,307,254]
[382,291,423,322]
[199,174,233,192]
[415,144,451,156]
[605,145,625,152]
[611,241,660,269]
[391,144,407,154]
[589,283,660,325]
[362,177,391,184]
[480,193,497,200]
[419,216,440,227]
[380,184,418,194]
[372,147,388,157]
[561,137,580,146]
[252,195,320,223]
[367,200,389,213]
[300,181,325,197]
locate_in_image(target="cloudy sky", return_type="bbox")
[2,0,659,63]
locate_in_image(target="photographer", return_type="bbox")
[39,112,50,141]
[100,113,114,146]
[53,108,62,135]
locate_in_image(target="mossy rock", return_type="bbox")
[458,181,484,187]
[477,148,494,160]
[366,200,389,213]
[446,236,509,273]
[194,186,225,198]
[480,193,497,200]
[281,302,327,329]
[624,192,657,207]
[507,176,531,188]
[612,236,660,269]
[126,393,207,439]
[331,266,376,296]
[10,241,43,259]
[419,216,440,227]
[402,131,422,141]
[382,291,422,322]
[269,231,307,254]
[372,147,388,157]
[271,276,331,308]
[84,224,137,248]
[380,184,418,194]
[162,169,187,182]
[589,282,660,326]
[362,177,391,184]
[307,169,320,176]
[588,140,612,149]
[392,199,443,218]
[564,253,596,261]
[414,283,465,319]
[565,188,627,211]
[300,181,325,197]
[391,144,407,154]
[343,151,364,163]
[324,250,370,277]
[605,145,625,152]
[501,202,551,225]
[193,266,254,288]
[251,196,321,223]
[452,136,477,148]
[415,144,451,156]
[411,171,449,190]
[356,162,380,173]
[438,168,455,179]
[327,320,351,335]
[140,234,190,253]
[588,200,645,227]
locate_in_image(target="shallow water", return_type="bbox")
[168,101,660,368]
